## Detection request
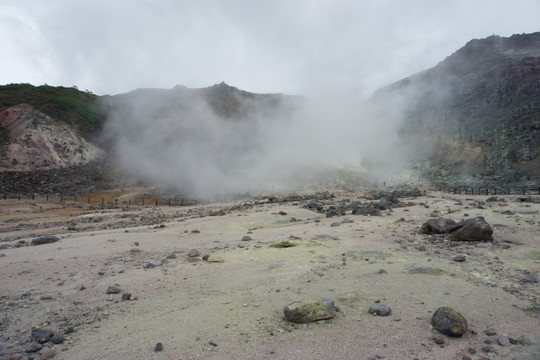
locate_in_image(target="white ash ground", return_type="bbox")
[0,187,539,360]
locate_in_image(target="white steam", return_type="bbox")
[104,85,410,198]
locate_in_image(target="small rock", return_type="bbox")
[241,236,252,241]
[51,333,65,344]
[330,222,341,227]
[167,253,177,259]
[433,335,445,345]
[518,335,531,346]
[106,285,121,294]
[278,211,287,215]
[31,329,54,343]
[378,269,387,274]
[453,255,466,262]
[122,293,132,301]
[484,329,497,336]
[431,306,468,337]
[191,230,200,234]
[147,260,163,267]
[67,225,77,231]
[481,344,497,353]
[209,341,218,347]
[154,342,163,352]
[202,254,210,261]
[187,249,200,257]
[25,342,43,353]
[498,336,510,346]
[369,303,391,316]
[41,349,57,359]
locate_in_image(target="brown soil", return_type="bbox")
[0,187,539,360]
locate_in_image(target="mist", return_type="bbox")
[104,85,410,199]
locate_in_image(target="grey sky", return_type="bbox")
[1,0,539,97]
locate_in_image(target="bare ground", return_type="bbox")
[0,186,539,360]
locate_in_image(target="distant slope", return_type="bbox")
[372,32,540,185]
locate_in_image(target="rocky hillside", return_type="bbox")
[372,32,540,186]
[0,84,106,172]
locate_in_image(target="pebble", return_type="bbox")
[368,303,391,316]
[31,329,54,343]
[51,333,65,344]
[154,342,163,352]
[202,254,210,261]
[241,236,252,241]
[106,285,121,294]
[433,335,445,345]
[40,349,57,359]
[25,342,43,353]
[518,335,531,345]
[330,222,341,227]
[453,255,466,262]
[122,293,132,301]
[187,249,200,257]
[481,344,497,353]
[498,336,510,346]
[484,329,497,336]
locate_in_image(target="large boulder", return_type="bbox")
[283,297,335,323]
[449,217,493,241]
[431,306,468,337]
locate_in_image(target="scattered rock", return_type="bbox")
[31,329,54,343]
[154,342,163,352]
[498,336,510,346]
[453,255,466,262]
[431,306,468,337]
[191,230,200,234]
[330,222,341,227]
[30,236,60,246]
[202,254,210,261]
[51,333,65,344]
[241,236,252,241]
[40,349,57,359]
[518,335,532,345]
[25,342,43,353]
[146,260,163,268]
[106,285,121,294]
[166,253,177,259]
[278,211,287,215]
[187,249,200,257]
[433,335,445,345]
[421,218,456,234]
[484,329,497,336]
[269,241,297,248]
[369,303,391,316]
[122,293,132,301]
[481,344,497,353]
[284,297,335,323]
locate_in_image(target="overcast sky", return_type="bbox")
[1,0,539,97]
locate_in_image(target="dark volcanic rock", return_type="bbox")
[106,285,121,294]
[30,236,60,246]
[421,218,457,234]
[449,217,493,241]
[368,303,392,316]
[431,306,468,337]
[31,329,54,343]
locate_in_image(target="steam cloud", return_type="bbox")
[104,86,409,199]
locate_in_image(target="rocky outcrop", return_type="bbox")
[0,104,103,172]
[373,32,540,186]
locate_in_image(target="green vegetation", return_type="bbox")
[0,83,107,134]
